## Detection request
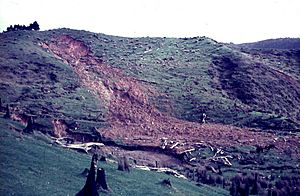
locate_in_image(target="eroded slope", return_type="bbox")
[41,35,300,159]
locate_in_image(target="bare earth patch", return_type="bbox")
[42,35,300,165]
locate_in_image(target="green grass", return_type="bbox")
[43,29,234,123]
[0,118,228,195]
[0,30,108,134]
[1,29,299,134]
[1,28,299,195]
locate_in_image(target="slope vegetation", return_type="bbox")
[239,38,300,49]
[1,29,300,195]
[1,29,300,132]
[0,117,227,195]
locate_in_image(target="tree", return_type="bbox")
[6,25,13,32]
[29,21,40,31]
[4,21,40,32]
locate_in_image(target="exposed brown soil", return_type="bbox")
[41,35,300,161]
[52,119,68,138]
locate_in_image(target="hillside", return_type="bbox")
[0,117,227,195]
[1,29,299,132]
[238,38,300,50]
[1,29,300,195]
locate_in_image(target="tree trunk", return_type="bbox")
[3,104,10,119]
[117,158,124,171]
[96,168,110,191]
[23,116,34,133]
[123,156,130,172]
[76,154,99,196]
[118,156,130,172]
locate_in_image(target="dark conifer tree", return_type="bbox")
[4,21,40,32]
[31,21,40,31]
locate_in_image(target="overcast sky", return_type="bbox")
[0,0,299,43]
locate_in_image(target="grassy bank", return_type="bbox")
[0,118,228,195]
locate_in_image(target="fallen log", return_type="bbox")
[179,148,195,154]
[134,165,187,179]
[213,149,224,157]
[208,155,233,166]
[206,165,222,174]
[170,142,179,149]
[54,138,104,153]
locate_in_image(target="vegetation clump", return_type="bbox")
[4,21,40,32]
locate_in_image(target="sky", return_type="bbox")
[0,0,299,43]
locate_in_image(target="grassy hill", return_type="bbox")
[1,29,299,133]
[0,117,228,195]
[1,29,300,195]
[238,38,300,50]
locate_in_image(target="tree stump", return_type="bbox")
[76,154,99,196]
[3,104,11,119]
[23,116,34,133]
[117,158,124,171]
[99,156,106,162]
[96,168,110,192]
[250,173,260,195]
[124,156,130,172]
[117,156,130,172]
[161,179,172,188]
